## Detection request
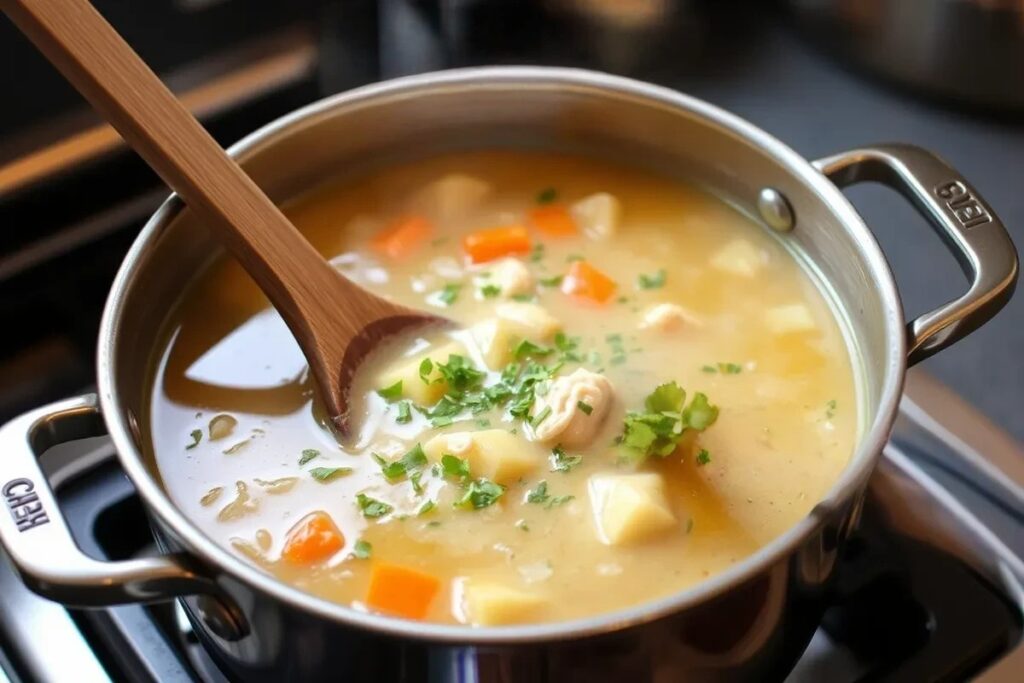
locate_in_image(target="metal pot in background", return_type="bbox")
[788,0,1024,111]
[0,68,1016,682]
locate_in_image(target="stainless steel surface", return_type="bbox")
[757,186,795,232]
[0,66,1014,681]
[787,0,1024,110]
[0,395,242,629]
[814,144,1019,365]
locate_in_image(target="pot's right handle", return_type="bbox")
[0,394,246,639]
[813,144,1018,366]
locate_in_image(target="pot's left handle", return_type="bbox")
[813,144,1018,365]
[0,394,246,638]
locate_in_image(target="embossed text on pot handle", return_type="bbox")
[0,394,242,631]
[813,144,1018,366]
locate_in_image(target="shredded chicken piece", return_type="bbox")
[640,303,703,333]
[531,368,614,448]
[486,257,534,298]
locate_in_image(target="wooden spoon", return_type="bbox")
[1,0,443,432]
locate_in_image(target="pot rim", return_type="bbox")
[96,66,905,643]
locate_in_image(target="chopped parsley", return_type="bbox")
[377,380,403,400]
[418,358,434,384]
[440,454,470,481]
[539,274,564,287]
[454,478,505,510]
[395,401,413,424]
[529,243,546,263]
[417,499,436,516]
[436,354,486,392]
[510,292,536,302]
[620,381,720,462]
[554,332,583,362]
[298,448,320,465]
[356,493,393,518]
[696,449,711,466]
[410,471,424,495]
[353,540,372,559]
[514,339,553,360]
[703,363,743,375]
[576,400,593,415]
[309,466,353,482]
[536,187,558,204]
[637,269,667,290]
[480,284,502,298]
[550,445,582,472]
[566,253,584,262]
[826,399,837,419]
[525,480,574,508]
[436,283,461,306]
[185,429,202,450]
[606,333,628,366]
[374,443,427,481]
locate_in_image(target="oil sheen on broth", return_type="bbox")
[148,151,857,626]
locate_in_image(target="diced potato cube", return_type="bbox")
[764,304,817,335]
[424,430,542,484]
[588,473,676,545]
[472,303,561,368]
[486,258,534,298]
[410,174,492,220]
[458,580,545,625]
[710,239,765,278]
[375,340,466,405]
[571,192,621,240]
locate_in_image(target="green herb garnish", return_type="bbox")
[298,448,320,465]
[454,478,505,510]
[418,358,434,384]
[353,540,372,559]
[480,284,501,298]
[620,381,719,462]
[566,253,584,262]
[696,449,711,466]
[436,354,486,392]
[576,400,593,415]
[539,274,564,287]
[826,399,837,419]
[186,429,202,450]
[531,405,552,427]
[417,499,436,516]
[536,187,557,204]
[377,380,403,400]
[309,466,353,482]
[637,269,667,289]
[374,443,428,481]
[525,480,574,508]
[514,339,553,360]
[356,493,393,518]
[396,401,413,424]
[529,243,546,263]
[437,283,461,306]
[550,445,582,472]
[440,454,470,481]
[510,293,536,302]
[554,332,583,362]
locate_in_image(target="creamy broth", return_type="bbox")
[148,151,857,625]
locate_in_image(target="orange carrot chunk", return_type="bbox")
[529,205,577,237]
[366,562,441,620]
[281,511,344,565]
[462,225,532,263]
[561,260,617,303]
[371,216,433,259]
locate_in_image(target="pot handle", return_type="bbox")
[0,395,240,621]
[813,144,1018,366]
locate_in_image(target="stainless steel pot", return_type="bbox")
[0,67,1017,682]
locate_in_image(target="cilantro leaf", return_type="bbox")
[683,392,719,430]
[696,449,711,466]
[356,493,393,518]
[377,380,403,400]
[396,401,413,424]
[525,480,574,508]
[436,354,486,392]
[309,466,353,482]
[536,187,557,204]
[298,448,320,465]
[539,274,564,287]
[441,454,470,481]
[514,339,553,360]
[620,382,719,462]
[418,358,434,384]
[550,445,582,472]
[480,284,501,298]
[645,381,685,413]
[417,499,436,516]
[375,443,427,481]
[454,478,505,510]
[637,269,667,289]
[353,540,372,559]
[436,283,461,306]
[185,429,202,450]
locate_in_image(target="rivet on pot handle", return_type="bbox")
[0,394,246,637]
[813,144,1018,366]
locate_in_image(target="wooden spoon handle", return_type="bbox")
[1,0,391,418]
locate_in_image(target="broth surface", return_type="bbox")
[148,151,857,625]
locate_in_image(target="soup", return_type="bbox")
[148,151,858,626]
